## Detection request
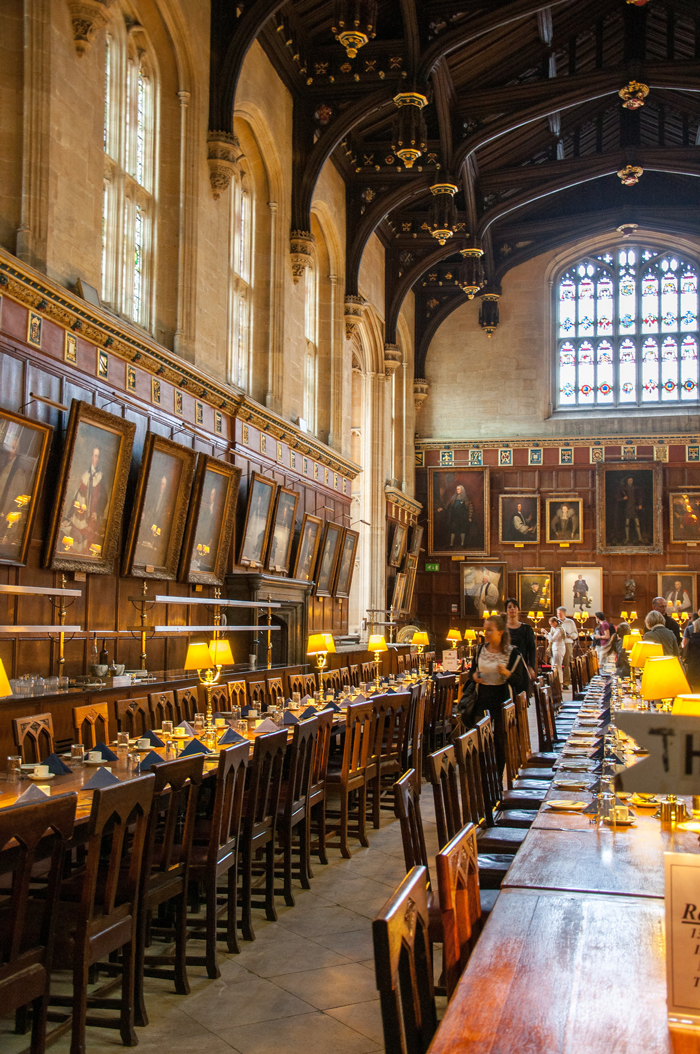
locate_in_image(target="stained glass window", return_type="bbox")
[556,248,700,408]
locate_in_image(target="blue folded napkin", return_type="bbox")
[176,720,196,735]
[139,750,164,770]
[142,729,164,747]
[218,726,247,744]
[44,752,72,775]
[299,695,310,707]
[324,701,342,713]
[93,741,118,761]
[82,766,120,789]
[14,784,50,805]
[179,737,210,756]
[283,710,300,725]
[300,706,318,720]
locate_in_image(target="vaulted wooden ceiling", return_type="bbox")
[210,0,700,374]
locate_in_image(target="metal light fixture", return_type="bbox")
[618,81,649,110]
[391,92,428,169]
[479,293,500,336]
[617,165,643,186]
[184,641,220,745]
[412,630,430,675]
[458,247,485,298]
[368,633,387,691]
[429,182,459,245]
[332,0,377,59]
[307,632,336,675]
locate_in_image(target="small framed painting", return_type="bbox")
[333,528,359,599]
[517,571,554,617]
[266,486,299,574]
[401,553,418,616]
[292,513,323,582]
[238,472,277,569]
[45,400,135,574]
[179,455,241,585]
[596,462,663,554]
[408,524,423,555]
[560,567,603,616]
[499,494,539,544]
[389,523,407,567]
[390,572,407,615]
[545,497,583,544]
[314,521,344,597]
[460,563,507,620]
[658,572,696,616]
[0,408,53,567]
[670,492,700,545]
[122,434,197,580]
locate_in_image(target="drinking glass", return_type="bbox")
[161,720,173,738]
[292,692,300,708]
[236,719,248,735]
[194,714,205,734]
[117,731,130,748]
[7,756,21,781]
[70,743,85,764]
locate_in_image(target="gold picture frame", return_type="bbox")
[238,471,277,569]
[670,492,700,545]
[499,494,540,545]
[314,521,344,597]
[179,455,241,585]
[658,572,697,616]
[122,433,198,580]
[401,553,418,616]
[545,497,583,545]
[596,461,663,554]
[428,466,490,558]
[0,408,53,567]
[517,571,554,617]
[333,528,359,599]
[390,572,407,614]
[388,522,407,567]
[45,400,136,574]
[266,485,299,574]
[292,513,323,582]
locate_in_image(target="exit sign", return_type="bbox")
[425,561,440,572]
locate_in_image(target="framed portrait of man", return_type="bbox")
[292,513,323,582]
[266,486,299,574]
[499,494,539,545]
[596,462,662,554]
[390,572,407,615]
[238,472,277,569]
[122,434,197,580]
[561,567,603,616]
[545,497,583,545]
[45,400,135,574]
[428,467,489,558]
[670,492,700,545]
[333,528,359,599]
[517,571,554,616]
[460,562,507,620]
[658,572,696,616]
[0,408,52,567]
[389,523,407,567]
[179,455,241,585]
[408,524,423,556]
[314,521,344,597]
[401,553,418,616]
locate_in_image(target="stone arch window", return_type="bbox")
[102,12,158,330]
[556,246,700,409]
[229,162,254,389]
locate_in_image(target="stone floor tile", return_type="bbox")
[220,1010,382,1054]
[326,999,385,1046]
[270,961,379,1011]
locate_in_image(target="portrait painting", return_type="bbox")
[0,409,52,566]
[499,494,539,545]
[333,528,359,599]
[560,567,603,616]
[314,521,344,597]
[122,434,197,580]
[596,462,662,554]
[546,497,583,545]
[670,492,700,545]
[266,486,299,574]
[238,472,276,569]
[460,563,507,620]
[180,455,241,585]
[658,573,696,615]
[401,553,418,616]
[428,467,489,558]
[389,523,407,567]
[292,513,323,582]
[517,572,554,617]
[390,572,406,615]
[45,400,135,574]
[408,524,423,555]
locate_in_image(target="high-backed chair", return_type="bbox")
[339,666,351,687]
[175,687,199,722]
[266,675,284,707]
[361,660,375,683]
[428,672,456,751]
[368,693,411,827]
[275,717,318,906]
[454,731,527,854]
[148,690,176,728]
[476,716,539,830]
[12,712,55,763]
[201,683,229,714]
[226,679,247,710]
[302,672,318,697]
[246,679,267,712]
[325,701,374,858]
[115,696,150,738]
[348,664,360,687]
[436,822,483,998]
[287,671,306,697]
[72,701,110,748]
[307,707,334,873]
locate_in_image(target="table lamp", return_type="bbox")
[641,655,690,711]
[412,630,430,675]
[672,695,700,716]
[446,628,462,645]
[307,632,335,676]
[620,610,628,621]
[185,641,218,743]
[0,659,11,697]
[368,634,387,691]
[622,629,641,652]
[628,640,664,699]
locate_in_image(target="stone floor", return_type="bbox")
[0,794,445,1054]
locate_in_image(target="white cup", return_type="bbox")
[33,764,50,778]
[614,805,629,822]
[88,750,102,763]
[137,738,150,749]
[247,709,258,720]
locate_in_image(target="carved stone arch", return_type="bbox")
[232,104,284,207]
[356,303,386,377]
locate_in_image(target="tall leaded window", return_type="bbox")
[229,171,253,390]
[556,247,699,409]
[303,261,318,433]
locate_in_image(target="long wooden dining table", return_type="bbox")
[427,682,700,1054]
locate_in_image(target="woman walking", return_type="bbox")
[593,611,612,668]
[547,617,567,683]
[505,598,537,686]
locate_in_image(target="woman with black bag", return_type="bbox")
[458,613,529,782]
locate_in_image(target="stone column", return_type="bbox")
[17,0,51,271]
[327,273,343,452]
[265,199,284,413]
[174,89,197,363]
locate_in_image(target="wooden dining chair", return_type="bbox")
[307,707,334,874]
[325,701,374,858]
[135,754,205,1027]
[429,672,456,752]
[226,679,247,710]
[372,866,437,1054]
[238,729,288,940]
[115,696,150,738]
[287,671,305,697]
[436,822,483,999]
[454,731,528,855]
[187,742,249,976]
[426,745,463,848]
[361,660,375,683]
[175,686,200,722]
[0,792,77,1054]
[247,679,267,712]
[47,774,156,1054]
[320,669,335,692]
[72,701,110,748]
[266,675,284,707]
[514,692,533,766]
[368,693,411,828]
[348,663,360,687]
[148,690,176,728]
[206,684,230,713]
[501,703,549,806]
[12,712,55,763]
[339,666,351,687]
[396,654,405,675]
[302,672,318,697]
[476,716,539,831]
[275,716,318,906]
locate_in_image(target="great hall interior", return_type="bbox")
[1,2,700,1052]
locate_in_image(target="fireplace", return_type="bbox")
[224,572,313,667]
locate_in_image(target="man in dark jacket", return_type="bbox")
[652,596,682,646]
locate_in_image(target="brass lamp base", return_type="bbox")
[374,654,382,692]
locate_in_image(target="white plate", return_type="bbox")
[558,762,595,771]
[84,759,110,765]
[554,781,590,789]
[28,773,55,780]
[603,817,636,827]
[547,800,587,811]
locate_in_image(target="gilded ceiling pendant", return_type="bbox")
[332,0,377,59]
[429,183,459,245]
[391,93,429,169]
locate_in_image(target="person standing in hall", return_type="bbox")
[546,617,567,683]
[556,606,578,688]
[592,611,612,667]
[505,598,537,687]
[643,610,680,656]
[652,595,682,647]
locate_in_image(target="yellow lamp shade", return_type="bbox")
[620,611,628,620]
[629,640,663,669]
[630,611,638,621]
[209,638,234,667]
[527,611,535,619]
[368,634,388,653]
[185,641,215,671]
[446,629,462,643]
[622,630,641,652]
[412,631,430,647]
[0,658,11,697]
[673,695,700,715]
[307,632,335,655]
[641,656,690,700]
[463,629,476,641]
